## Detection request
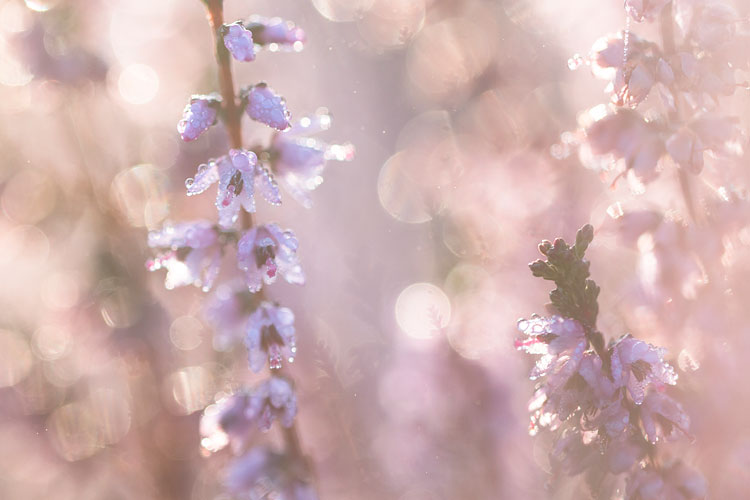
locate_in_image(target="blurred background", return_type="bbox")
[1,0,749,498]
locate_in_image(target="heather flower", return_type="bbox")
[610,335,678,404]
[515,315,587,382]
[200,377,296,453]
[243,83,292,131]
[177,94,221,142]
[185,149,281,228]
[626,462,706,500]
[203,280,258,351]
[200,390,254,454]
[581,107,664,183]
[146,221,227,291]
[248,376,298,431]
[247,16,306,49]
[245,301,296,372]
[625,0,670,22]
[223,22,256,62]
[639,391,690,444]
[226,447,317,500]
[237,223,304,292]
[267,112,355,208]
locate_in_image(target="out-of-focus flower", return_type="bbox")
[177,94,221,142]
[146,221,228,291]
[610,336,678,404]
[11,21,108,86]
[243,83,292,131]
[237,223,304,292]
[625,0,670,23]
[249,376,297,431]
[581,107,665,183]
[225,447,317,500]
[200,390,255,454]
[247,16,306,49]
[626,462,706,500]
[203,280,258,351]
[245,301,296,372]
[201,377,297,454]
[266,112,355,208]
[186,150,281,228]
[223,22,256,62]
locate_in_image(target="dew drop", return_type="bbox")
[567,53,584,71]
[185,178,194,188]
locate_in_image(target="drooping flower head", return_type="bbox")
[266,111,355,208]
[243,83,292,131]
[177,94,221,142]
[237,223,304,292]
[223,21,256,62]
[225,447,317,500]
[246,16,306,50]
[610,335,678,404]
[203,280,260,351]
[185,149,281,228]
[245,301,296,372]
[200,377,297,454]
[146,221,229,291]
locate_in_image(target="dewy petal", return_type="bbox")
[223,22,256,62]
[255,164,282,206]
[186,157,222,196]
[244,83,291,131]
[178,94,220,142]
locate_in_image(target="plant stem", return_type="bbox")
[203,0,309,478]
[205,0,243,149]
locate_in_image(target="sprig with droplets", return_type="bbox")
[515,225,705,499]
[146,1,353,498]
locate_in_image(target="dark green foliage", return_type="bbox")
[529,224,600,331]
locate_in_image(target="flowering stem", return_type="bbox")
[205,0,243,149]
[659,3,699,224]
[204,0,310,479]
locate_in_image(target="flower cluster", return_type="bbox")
[573,1,746,186]
[516,225,704,499]
[147,3,353,498]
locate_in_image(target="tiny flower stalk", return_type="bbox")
[517,225,705,499]
[148,0,350,497]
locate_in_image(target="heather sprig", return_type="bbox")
[517,225,705,499]
[146,1,353,497]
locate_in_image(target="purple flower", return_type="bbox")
[200,377,297,454]
[146,221,227,291]
[610,336,678,404]
[237,223,304,292]
[177,94,221,142]
[268,112,355,208]
[581,107,665,183]
[243,83,291,131]
[626,462,706,500]
[247,16,306,50]
[515,315,587,382]
[203,280,258,351]
[185,149,281,228]
[251,376,297,431]
[200,390,254,454]
[225,447,317,500]
[639,391,690,444]
[223,22,256,62]
[245,301,296,372]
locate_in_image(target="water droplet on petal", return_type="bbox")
[567,53,584,71]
